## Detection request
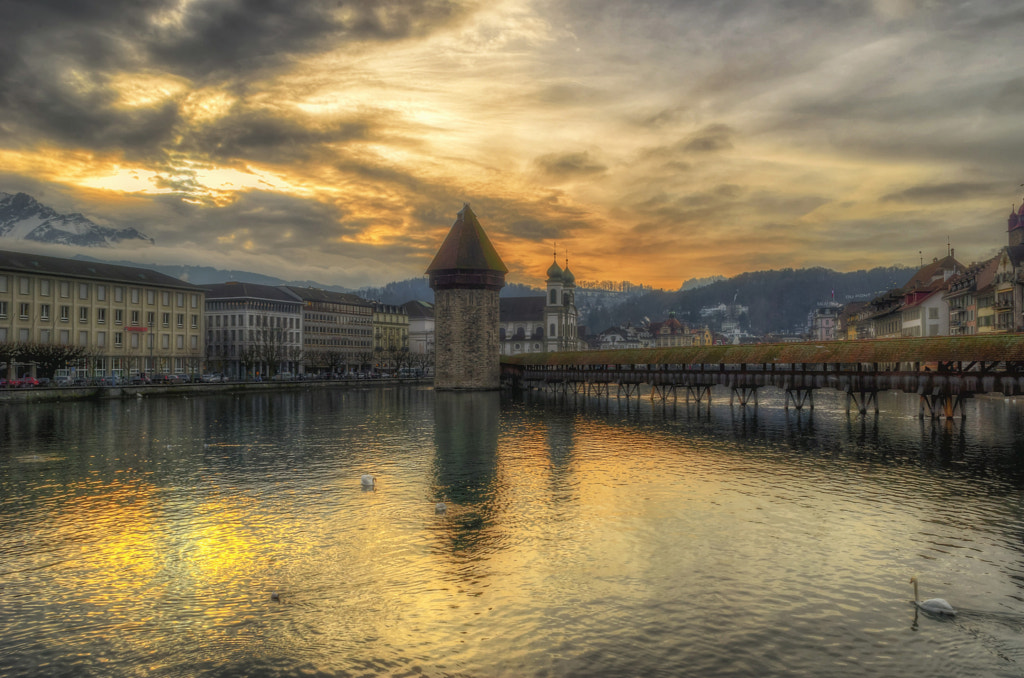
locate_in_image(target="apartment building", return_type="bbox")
[284,286,373,374]
[0,249,205,379]
[205,282,303,379]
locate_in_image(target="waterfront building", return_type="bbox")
[988,245,1024,333]
[372,302,409,371]
[404,299,435,355]
[863,253,962,339]
[944,259,996,336]
[285,286,373,375]
[427,204,507,390]
[0,249,205,380]
[205,282,303,379]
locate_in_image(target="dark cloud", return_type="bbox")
[1,0,468,81]
[0,73,180,156]
[534,151,607,178]
[881,182,1002,204]
[0,0,468,158]
[185,107,372,163]
[504,219,561,241]
[682,124,734,153]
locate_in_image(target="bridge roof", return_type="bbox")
[503,335,1024,367]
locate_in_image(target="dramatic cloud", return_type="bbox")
[1,0,1023,289]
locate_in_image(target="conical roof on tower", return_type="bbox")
[426,203,508,274]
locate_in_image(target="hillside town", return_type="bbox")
[1,204,1023,383]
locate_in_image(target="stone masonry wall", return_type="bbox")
[434,287,500,390]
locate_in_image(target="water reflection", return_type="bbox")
[2,387,1024,678]
[431,391,500,556]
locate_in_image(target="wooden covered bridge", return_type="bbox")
[500,335,1024,419]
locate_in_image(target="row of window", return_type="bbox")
[305,312,372,323]
[306,325,373,336]
[0,275,199,308]
[208,329,301,344]
[0,327,199,350]
[208,314,301,329]
[0,301,199,328]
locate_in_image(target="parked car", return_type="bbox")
[36,377,51,387]
[129,374,151,385]
[270,372,294,381]
[201,373,225,383]
[14,376,40,388]
[173,373,192,383]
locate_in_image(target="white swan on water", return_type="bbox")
[910,576,956,615]
[361,474,375,489]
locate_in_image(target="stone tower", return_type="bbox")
[426,204,508,390]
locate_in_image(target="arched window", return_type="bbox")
[550,289,558,304]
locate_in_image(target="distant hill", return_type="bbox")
[72,255,355,293]
[73,255,540,304]
[358,277,539,304]
[584,266,912,335]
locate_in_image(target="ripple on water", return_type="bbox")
[2,390,1024,678]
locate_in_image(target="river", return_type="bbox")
[2,385,1023,677]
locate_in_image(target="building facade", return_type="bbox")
[372,302,409,371]
[499,296,546,355]
[205,282,303,379]
[0,249,205,380]
[285,286,373,375]
[404,299,435,355]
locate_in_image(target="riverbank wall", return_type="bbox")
[0,377,434,404]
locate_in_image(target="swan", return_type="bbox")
[361,474,375,489]
[910,576,956,615]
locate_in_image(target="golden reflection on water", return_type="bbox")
[3,391,1024,677]
[53,480,161,594]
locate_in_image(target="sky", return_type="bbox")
[2,0,1024,290]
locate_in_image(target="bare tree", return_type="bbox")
[21,343,89,378]
[239,346,259,380]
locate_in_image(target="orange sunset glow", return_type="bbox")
[2,0,1022,288]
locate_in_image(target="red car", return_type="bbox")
[14,376,40,388]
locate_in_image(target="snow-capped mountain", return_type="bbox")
[0,192,154,247]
